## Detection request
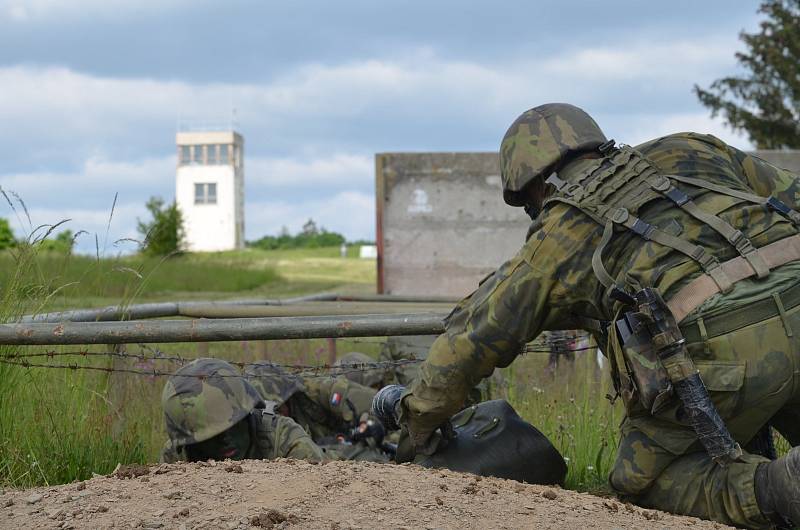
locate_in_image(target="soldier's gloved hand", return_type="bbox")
[400,399,452,457]
[350,414,385,445]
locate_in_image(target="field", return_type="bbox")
[0,244,621,495]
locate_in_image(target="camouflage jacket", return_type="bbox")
[160,409,326,463]
[290,376,377,441]
[401,132,800,443]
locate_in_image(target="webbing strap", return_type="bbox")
[542,195,606,225]
[668,233,800,322]
[650,176,771,279]
[546,174,733,294]
[667,174,800,225]
[591,220,617,289]
[610,208,733,293]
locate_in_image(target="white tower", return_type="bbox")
[175,130,244,251]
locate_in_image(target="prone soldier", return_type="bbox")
[160,358,325,463]
[397,103,800,529]
[243,361,390,462]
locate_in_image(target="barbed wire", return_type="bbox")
[0,340,597,363]
[0,356,422,380]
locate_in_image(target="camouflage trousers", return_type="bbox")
[609,289,800,529]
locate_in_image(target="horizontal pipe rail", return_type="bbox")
[20,293,460,323]
[0,313,448,345]
[177,302,454,319]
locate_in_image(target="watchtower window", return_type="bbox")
[192,145,204,164]
[207,144,219,165]
[179,145,191,165]
[194,182,217,204]
[220,144,230,164]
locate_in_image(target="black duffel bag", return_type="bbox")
[416,399,566,485]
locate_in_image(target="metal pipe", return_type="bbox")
[0,313,448,345]
[176,301,454,318]
[18,293,459,323]
[335,294,460,304]
[19,293,340,323]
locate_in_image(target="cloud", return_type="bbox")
[0,36,742,166]
[617,112,751,149]
[247,154,372,190]
[540,39,735,83]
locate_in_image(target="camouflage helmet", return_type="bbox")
[161,358,263,448]
[242,361,305,405]
[334,351,385,388]
[500,103,607,206]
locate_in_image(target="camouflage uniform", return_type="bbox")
[380,335,493,405]
[244,361,389,462]
[160,358,324,464]
[400,120,800,528]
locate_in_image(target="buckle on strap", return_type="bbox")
[662,186,690,206]
[545,173,568,191]
[598,139,616,155]
[767,196,800,224]
[630,218,655,240]
[731,233,770,279]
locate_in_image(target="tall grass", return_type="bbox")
[0,252,280,302]
[0,242,283,487]
[498,349,622,492]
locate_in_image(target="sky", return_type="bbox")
[0,0,764,254]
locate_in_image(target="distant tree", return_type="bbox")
[694,0,800,148]
[247,225,346,250]
[0,218,14,250]
[302,218,319,236]
[137,197,185,256]
[39,229,74,253]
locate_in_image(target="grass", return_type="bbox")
[499,349,623,492]
[0,242,622,494]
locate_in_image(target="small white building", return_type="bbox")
[175,130,245,251]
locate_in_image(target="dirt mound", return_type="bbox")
[1,459,730,529]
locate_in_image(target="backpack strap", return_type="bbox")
[649,176,771,279]
[668,174,800,225]
[547,173,735,294]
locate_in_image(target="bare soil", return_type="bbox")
[1,459,731,529]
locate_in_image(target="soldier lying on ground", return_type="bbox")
[244,361,391,462]
[160,358,325,463]
[397,103,800,529]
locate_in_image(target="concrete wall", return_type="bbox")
[376,152,530,297]
[376,150,800,297]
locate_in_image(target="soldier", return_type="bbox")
[160,358,325,463]
[243,361,389,462]
[397,103,800,528]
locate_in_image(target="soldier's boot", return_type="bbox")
[755,445,800,527]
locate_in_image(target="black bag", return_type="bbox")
[417,399,567,485]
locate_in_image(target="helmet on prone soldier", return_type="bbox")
[161,357,263,450]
